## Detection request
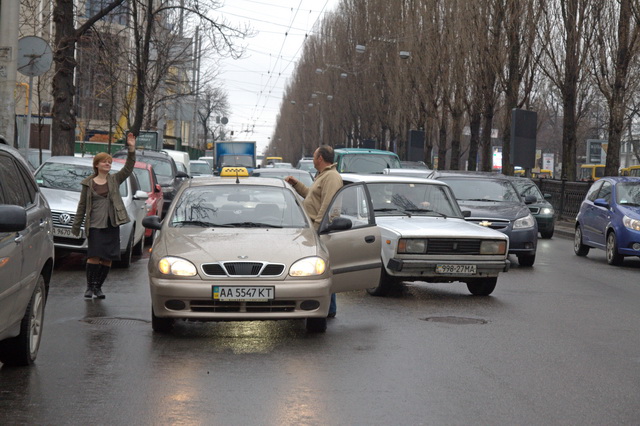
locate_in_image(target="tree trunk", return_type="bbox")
[52,0,76,156]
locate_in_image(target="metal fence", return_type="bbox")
[534,179,591,222]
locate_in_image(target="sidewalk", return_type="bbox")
[553,218,575,240]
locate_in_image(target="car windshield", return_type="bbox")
[190,162,212,175]
[512,180,544,201]
[339,154,402,173]
[367,182,461,217]
[35,163,127,196]
[439,178,521,203]
[616,182,640,205]
[298,161,316,172]
[169,185,309,228]
[138,157,173,179]
[218,154,254,168]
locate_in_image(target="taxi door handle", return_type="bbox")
[365,235,376,243]
[14,234,24,244]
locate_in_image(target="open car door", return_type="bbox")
[319,182,381,293]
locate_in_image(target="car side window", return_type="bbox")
[586,181,603,202]
[597,181,612,203]
[323,183,374,230]
[0,154,29,207]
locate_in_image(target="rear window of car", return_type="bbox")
[338,153,401,173]
[170,185,308,228]
[438,177,520,203]
[35,163,127,196]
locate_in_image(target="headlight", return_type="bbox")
[158,256,197,276]
[398,239,427,253]
[623,215,640,231]
[480,240,507,255]
[540,207,554,215]
[513,214,535,229]
[290,257,326,276]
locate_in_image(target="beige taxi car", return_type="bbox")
[143,174,381,333]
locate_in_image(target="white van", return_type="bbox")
[162,149,190,174]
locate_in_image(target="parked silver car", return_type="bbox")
[342,174,510,296]
[34,156,149,267]
[0,142,54,366]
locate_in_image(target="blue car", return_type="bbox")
[574,176,640,265]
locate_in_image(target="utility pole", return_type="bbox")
[0,0,19,145]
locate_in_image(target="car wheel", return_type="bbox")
[116,230,134,268]
[516,253,536,267]
[151,305,174,333]
[132,229,144,256]
[606,231,624,266]
[0,275,46,366]
[540,228,554,239]
[366,267,396,297]
[466,277,497,296]
[306,317,327,333]
[574,225,590,256]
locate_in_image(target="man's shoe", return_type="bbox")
[327,311,336,318]
[84,287,94,298]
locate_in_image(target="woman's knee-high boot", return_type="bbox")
[93,264,110,299]
[85,263,101,298]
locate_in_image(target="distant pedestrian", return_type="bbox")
[72,132,136,299]
[285,145,342,317]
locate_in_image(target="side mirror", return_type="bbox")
[593,198,609,209]
[544,193,552,199]
[133,190,149,200]
[176,171,189,178]
[524,195,537,204]
[462,210,471,218]
[142,215,163,230]
[155,184,162,193]
[0,205,27,232]
[323,217,353,233]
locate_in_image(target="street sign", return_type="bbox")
[136,131,160,150]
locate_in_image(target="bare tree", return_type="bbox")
[589,0,640,175]
[197,84,230,149]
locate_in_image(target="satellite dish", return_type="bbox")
[17,36,53,77]
[221,117,229,125]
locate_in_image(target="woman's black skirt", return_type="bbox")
[87,226,121,260]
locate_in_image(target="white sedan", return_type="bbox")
[342,174,510,296]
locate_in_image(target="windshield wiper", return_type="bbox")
[374,207,401,212]
[405,208,448,218]
[172,220,215,227]
[461,198,503,202]
[226,222,283,228]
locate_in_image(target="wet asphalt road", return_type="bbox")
[1,236,639,425]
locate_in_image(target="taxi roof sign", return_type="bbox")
[220,166,249,177]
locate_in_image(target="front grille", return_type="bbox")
[427,239,482,254]
[51,211,84,227]
[467,218,510,230]
[201,262,285,277]
[190,300,296,313]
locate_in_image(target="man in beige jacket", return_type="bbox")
[285,145,342,316]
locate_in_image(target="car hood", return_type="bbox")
[155,226,322,263]
[456,201,531,220]
[618,204,640,217]
[375,216,507,239]
[41,187,81,211]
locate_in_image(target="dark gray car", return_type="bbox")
[429,171,538,266]
[0,142,55,366]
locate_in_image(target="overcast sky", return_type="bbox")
[213,0,340,156]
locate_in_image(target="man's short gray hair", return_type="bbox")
[317,145,334,163]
